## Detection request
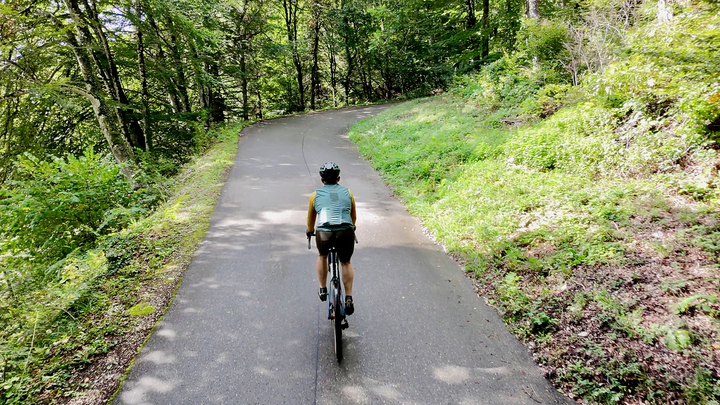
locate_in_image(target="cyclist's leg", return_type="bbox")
[337,229,356,296]
[317,254,328,287]
[316,231,331,290]
[340,262,354,296]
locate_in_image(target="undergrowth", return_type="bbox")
[0,123,244,404]
[350,3,720,403]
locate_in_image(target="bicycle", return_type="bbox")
[308,232,350,362]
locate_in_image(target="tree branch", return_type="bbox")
[0,91,30,104]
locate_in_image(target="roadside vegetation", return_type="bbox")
[0,123,243,404]
[350,2,720,404]
[2,0,719,403]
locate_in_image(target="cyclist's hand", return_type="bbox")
[306,230,314,238]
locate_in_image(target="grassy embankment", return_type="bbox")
[349,5,720,404]
[0,123,244,404]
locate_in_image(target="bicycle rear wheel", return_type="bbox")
[333,283,343,362]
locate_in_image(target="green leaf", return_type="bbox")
[664,329,692,351]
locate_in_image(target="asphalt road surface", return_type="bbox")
[115,105,573,405]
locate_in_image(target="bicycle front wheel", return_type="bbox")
[333,286,343,362]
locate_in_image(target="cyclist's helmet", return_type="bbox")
[319,162,340,182]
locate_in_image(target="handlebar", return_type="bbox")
[307,232,314,250]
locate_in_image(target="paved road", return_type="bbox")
[115,106,572,405]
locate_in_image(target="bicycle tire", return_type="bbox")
[333,284,343,362]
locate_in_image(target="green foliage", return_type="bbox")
[496,272,530,315]
[563,353,647,404]
[0,122,245,404]
[127,302,156,317]
[664,328,692,351]
[0,150,144,266]
[685,367,720,405]
[505,101,616,173]
[516,18,570,72]
[350,7,720,396]
[672,294,719,317]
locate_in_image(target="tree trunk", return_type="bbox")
[328,37,338,107]
[657,0,673,22]
[206,61,225,124]
[62,0,145,150]
[342,17,354,106]
[147,16,184,113]
[0,95,18,183]
[241,53,250,121]
[283,0,305,111]
[310,0,322,110]
[294,56,305,111]
[187,40,214,123]
[527,0,540,19]
[136,0,151,150]
[78,88,135,179]
[51,10,135,178]
[466,0,477,29]
[358,54,372,100]
[166,17,191,113]
[481,0,489,57]
[257,89,263,119]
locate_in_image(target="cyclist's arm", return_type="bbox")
[349,190,356,226]
[307,192,317,232]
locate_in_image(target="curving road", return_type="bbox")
[115,105,572,405]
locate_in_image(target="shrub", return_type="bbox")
[0,150,142,268]
[505,101,618,174]
[515,18,572,83]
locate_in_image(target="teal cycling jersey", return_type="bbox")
[308,184,356,231]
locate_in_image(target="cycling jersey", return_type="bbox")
[307,184,356,232]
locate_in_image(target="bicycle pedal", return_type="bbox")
[341,319,349,330]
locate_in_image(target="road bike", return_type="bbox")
[308,233,349,362]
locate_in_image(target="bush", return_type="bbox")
[0,150,143,268]
[505,101,618,174]
[515,18,572,83]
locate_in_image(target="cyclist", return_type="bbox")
[306,162,356,315]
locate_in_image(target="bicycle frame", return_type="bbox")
[327,247,344,320]
[308,232,349,361]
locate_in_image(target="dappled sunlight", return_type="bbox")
[369,383,403,401]
[476,366,511,375]
[120,376,177,404]
[253,366,276,378]
[188,277,220,288]
[354,202,385,225]
[156,328,177,339]
[213,217,265,232]
[340,385,372,404]
[433,364,513,385]
[139,350,176,365]
[433,365,471,384]
[343,329,360,338]
[214,352,230,364]
[260,209,306,224]
[114,105,570,405]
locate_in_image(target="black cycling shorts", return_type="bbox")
[316,230,355,263]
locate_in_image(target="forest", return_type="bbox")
[1,0,719,403]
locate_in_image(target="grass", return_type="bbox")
[0,122,244,404]
[349,92,720,404]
